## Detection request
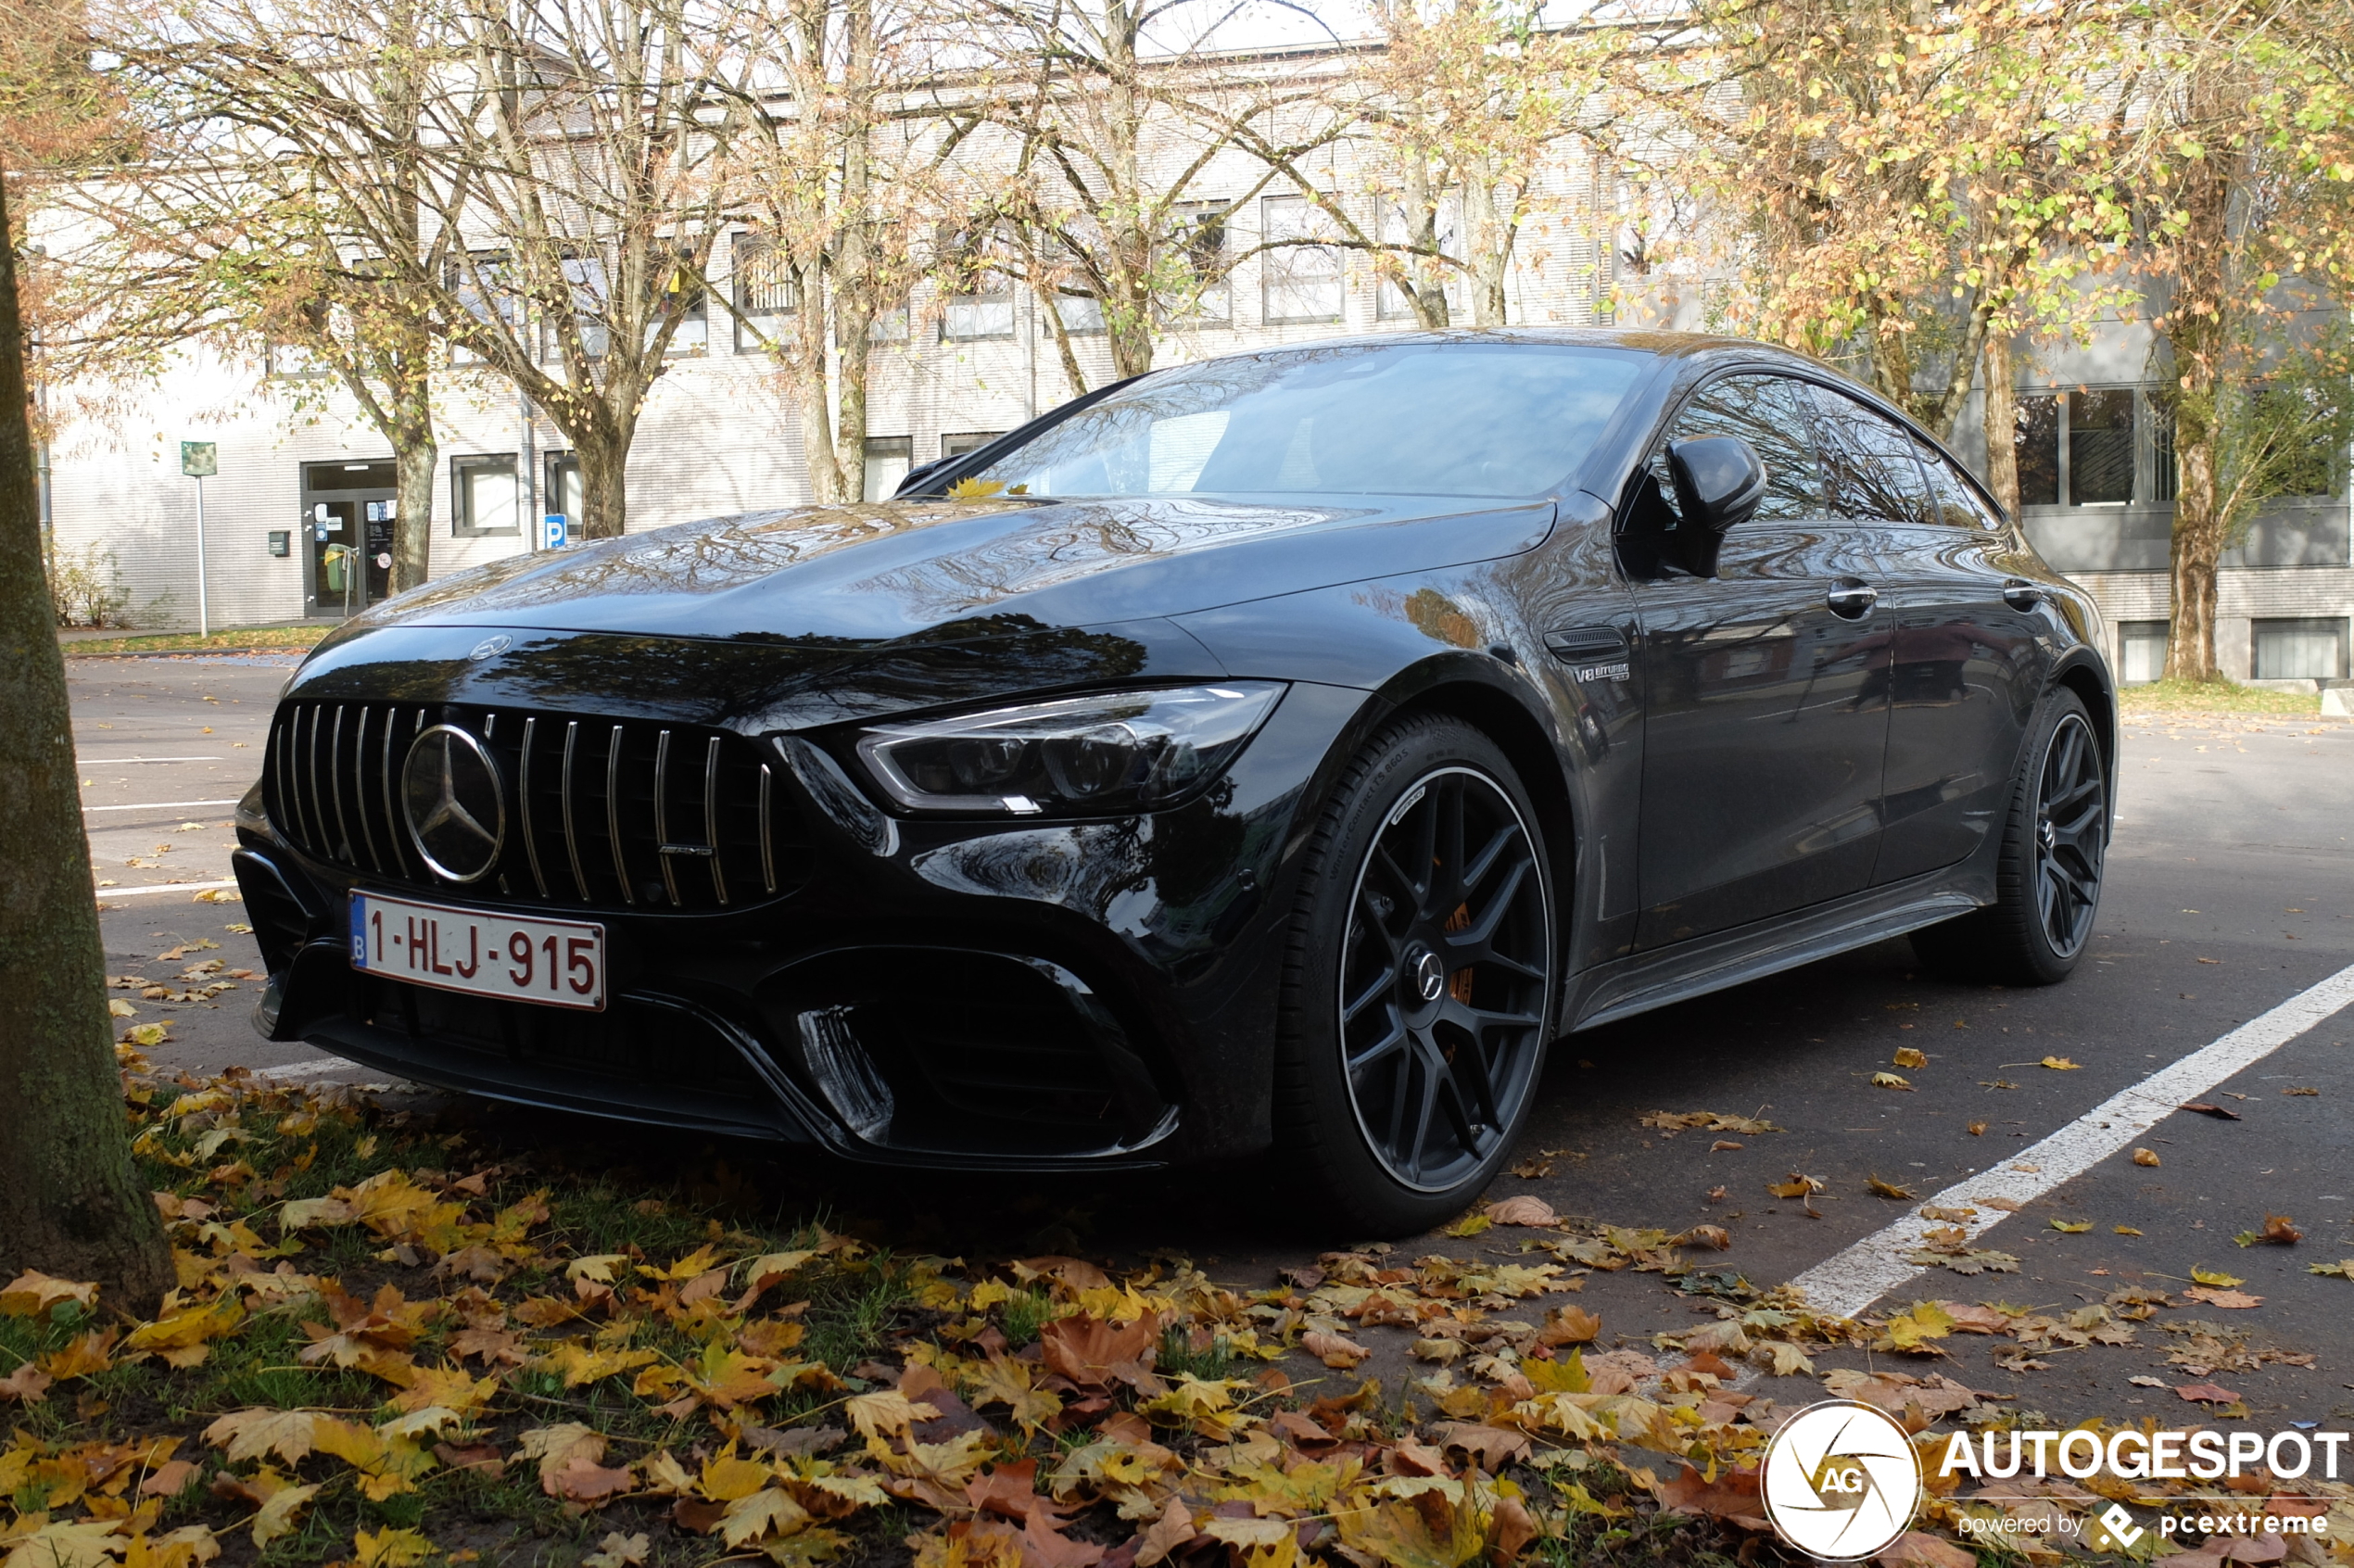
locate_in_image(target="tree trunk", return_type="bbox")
[1981,333,2019,517]
[2161,79,2234,684]
[390,408,437,593]
[2167,416,2224,682]
[573,427,630,539]
[0,179,174,1313]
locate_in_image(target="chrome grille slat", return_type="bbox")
[303,704,326,855]
[328,706,352,861]
[652,729,681,907]
[704,737,728,905]
[519,716,548,898]
[561,720,588,900]
[351,707,384,873]
[379,708,406,877]
[758,763,776,895]
[606,724,635,905]
[264,700,804,912]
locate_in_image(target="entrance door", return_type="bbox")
[301,461,399,615]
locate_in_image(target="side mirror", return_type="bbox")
[1664,436,1767,576]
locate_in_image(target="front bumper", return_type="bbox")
[233,680,1369,1170]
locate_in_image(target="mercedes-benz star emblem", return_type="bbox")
[468,634,513,661]
[401,725,506,883]
[1413,949,1448,1003]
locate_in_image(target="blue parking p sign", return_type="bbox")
[542,513,569,549]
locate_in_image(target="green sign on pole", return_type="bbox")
[180,440,217,478]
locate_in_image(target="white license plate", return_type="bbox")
[349,891,606,1011]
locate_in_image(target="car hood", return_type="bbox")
[331,491,1555,650]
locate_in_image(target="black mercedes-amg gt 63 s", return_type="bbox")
[234,329,2115,1233]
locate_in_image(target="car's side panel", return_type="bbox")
[1871,523,2051,884]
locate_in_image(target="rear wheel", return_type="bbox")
[1911,689,2107,986]
[1276,716,1557,1235]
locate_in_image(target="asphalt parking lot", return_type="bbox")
[71,652,2354,1424]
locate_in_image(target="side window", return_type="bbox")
[1652,373,1824,524]
[1807,385,1935,525]
[1915,438,2003,529]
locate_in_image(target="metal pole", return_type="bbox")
[194,474,209,638]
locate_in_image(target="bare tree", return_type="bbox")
[730,0,952,503]
[968,0,1323,390]
[1255,0,1611,331]
[95,0,456,589]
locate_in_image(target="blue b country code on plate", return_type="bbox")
[349,890,606,1011]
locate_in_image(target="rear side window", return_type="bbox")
[1806,386,1935,525]
[1652,373,1824,523]
[1914,438,2004,528]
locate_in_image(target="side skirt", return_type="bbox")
[1563,866,1992,1033]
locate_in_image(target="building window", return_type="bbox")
[1261,194,1341,324]
[732,234,794,353]
[869,299,910,342]
[540,253,612,362]
[1373,195,1462,322]
[2012,387,2136,506]
[1048,293,1106,336]
[545,452,582,527]
[942,432,1005,460]
[2150,399,2179,502]
[2251,617,2348,680]
[659,267,707,357]
[267,341,328,378]
[449,254,521,365]
[2119,619,2169,685]
[2014,393,2059,506]
[451,454,520,537]
[942,276,1015,340]
[1172,202,1230,324]
[863,436,912,501]
[2070,388,2134,503]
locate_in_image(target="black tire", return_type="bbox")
[1275,714,1558,1236]
[1910,689,2107,986]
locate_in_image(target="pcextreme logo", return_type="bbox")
[1761,1400,1924,1561]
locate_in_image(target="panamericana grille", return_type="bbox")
[263,702,813,911]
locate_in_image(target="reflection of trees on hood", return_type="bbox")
[846,496,1350,619]
[344,500,1039,628]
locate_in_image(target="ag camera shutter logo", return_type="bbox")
[1762,1400,1923,1560]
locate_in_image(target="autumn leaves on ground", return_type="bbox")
[6,1058,2354,1568]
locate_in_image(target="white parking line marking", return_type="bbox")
[1787,961,2354,1319]
[83,799,241,813]
[95,879,239,899]
[81,756,226,763]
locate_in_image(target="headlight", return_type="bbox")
[850,683,1285,816]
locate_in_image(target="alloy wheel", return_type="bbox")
[2033,713,2106,959]
[1337,766,1551,1192]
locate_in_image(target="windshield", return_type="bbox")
[972,342,1645,499]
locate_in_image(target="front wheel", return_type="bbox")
[1275,715,1557,1235]
[1911,689,2107,986]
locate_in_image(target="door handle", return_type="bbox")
[2003,578,2044,612]
[1825,579,1878,620]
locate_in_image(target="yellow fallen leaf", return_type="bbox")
[2191,1268,2245,1288]
[2048,1220,2092,1233]
[0,1271,99,1318]
[2133,1148,2161,1167]
[2041,1056,2082,1070]
[2115,1226,2144,1236]
[354,1525,435,1567]
[1892,1047,1929,1069]
[1871,1072,1913,1091]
